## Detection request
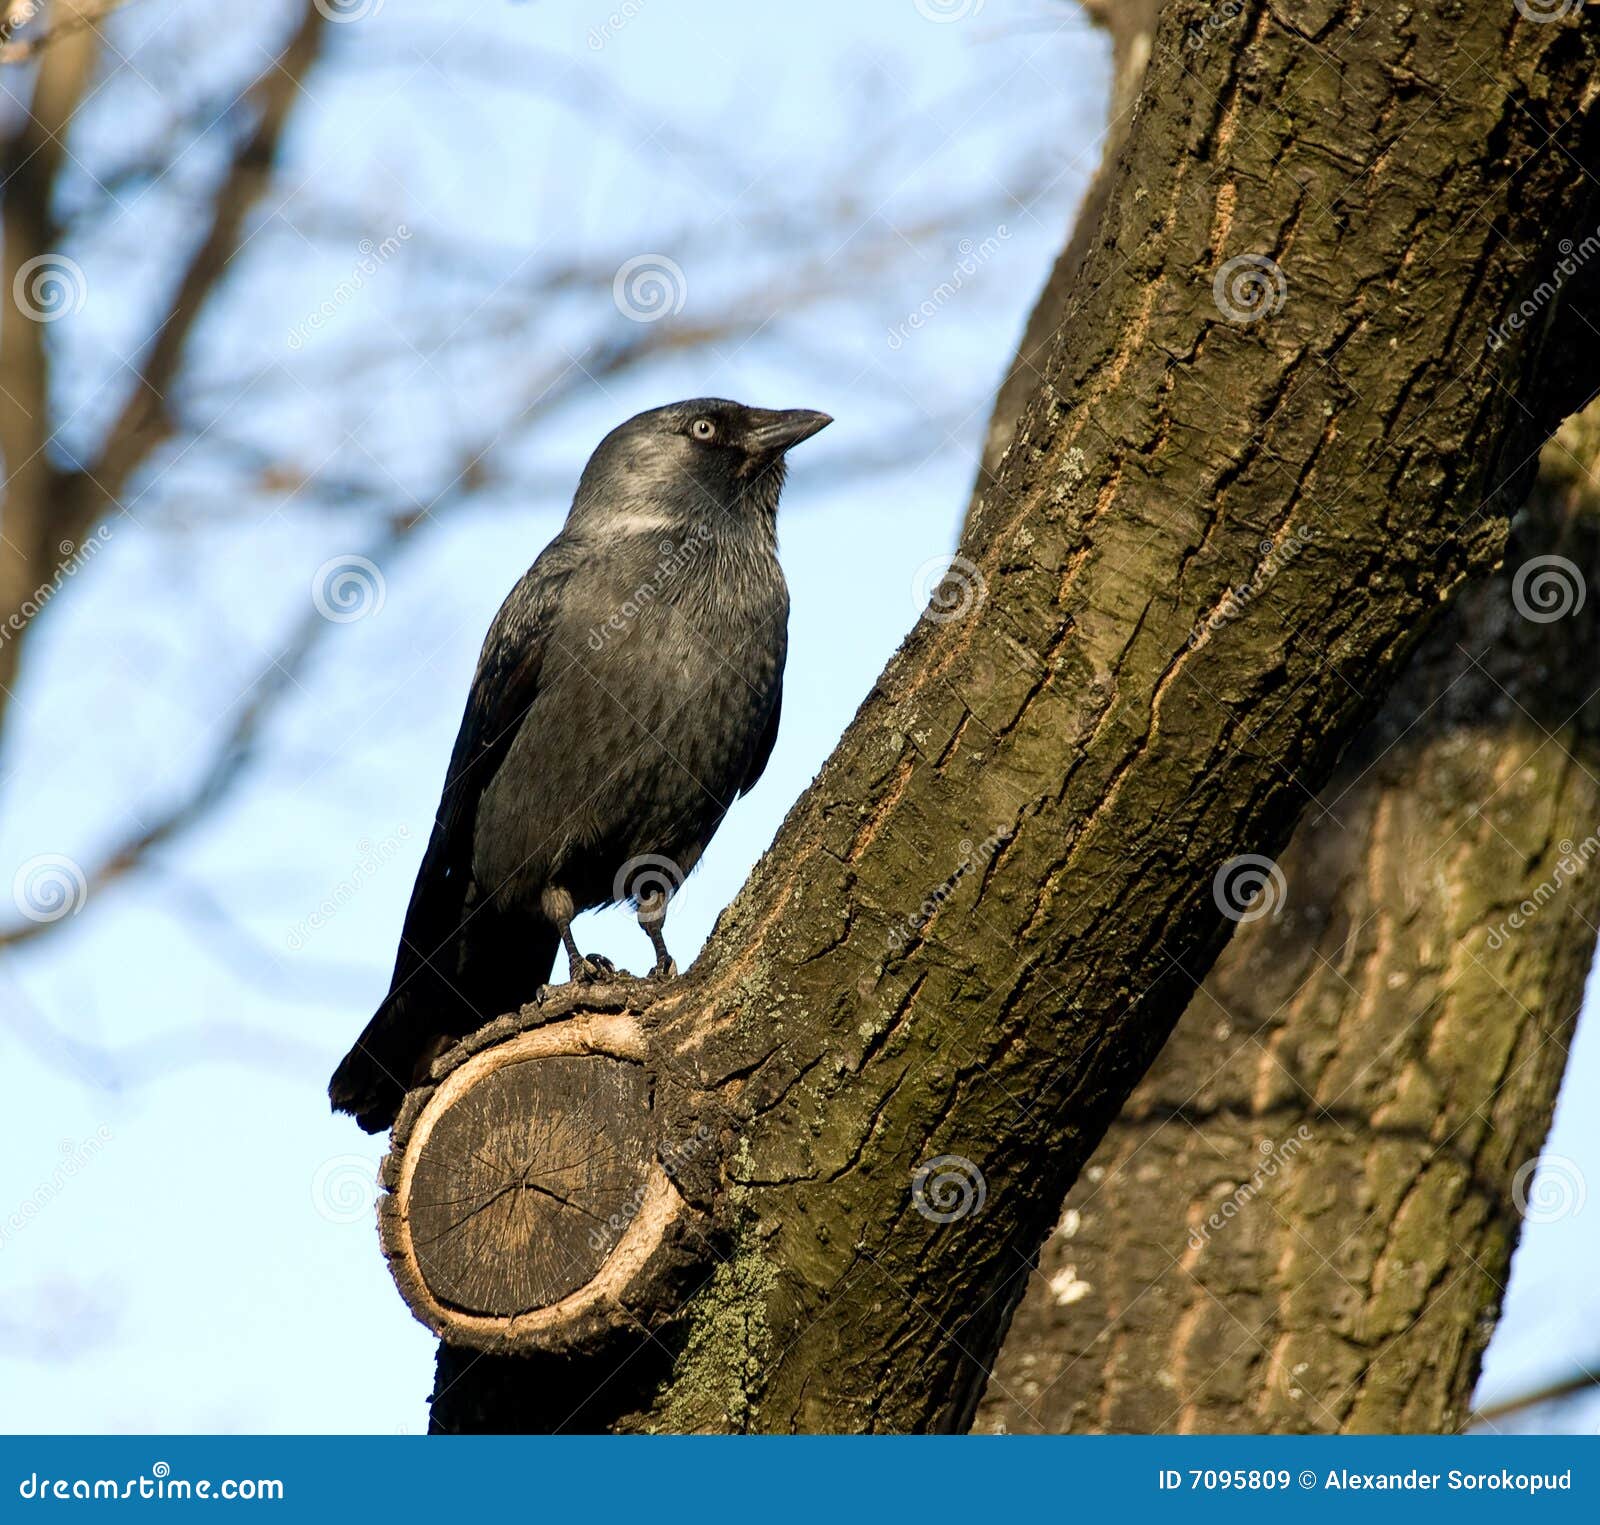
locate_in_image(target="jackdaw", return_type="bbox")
[328,397,831,1132]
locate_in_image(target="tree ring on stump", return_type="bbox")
[379,1010,691,1353]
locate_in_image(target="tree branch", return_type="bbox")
[72,0,327,520]
[0,1,137,65]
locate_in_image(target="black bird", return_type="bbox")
[328,398,831,1132]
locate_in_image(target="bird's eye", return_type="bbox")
[690,418,716,442]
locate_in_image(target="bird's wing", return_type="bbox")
[739,681,782,798]
[385,545,576,998]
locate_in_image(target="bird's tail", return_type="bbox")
[328,985,445,1134]
[330,915,562,1133]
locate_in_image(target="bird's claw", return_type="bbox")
[648,956,678,982]
[573,953,616,983]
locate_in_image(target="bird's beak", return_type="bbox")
[746,408,833,455]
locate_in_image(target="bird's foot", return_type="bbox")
[572,952,617,983]
[648,955,678,982]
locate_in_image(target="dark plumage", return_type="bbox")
[328,398,831,1132]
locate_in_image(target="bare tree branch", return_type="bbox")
[72,0,328,520]
[0,2,137,65]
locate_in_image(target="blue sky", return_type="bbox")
[0,0,1592,1434]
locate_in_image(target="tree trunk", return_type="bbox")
[409,1,1600,1432]
[978,408,1600,1433]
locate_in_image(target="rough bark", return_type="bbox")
[978,408,1600,1433]
[412,2,1600,1432]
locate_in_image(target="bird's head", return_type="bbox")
[570,398,832,533]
